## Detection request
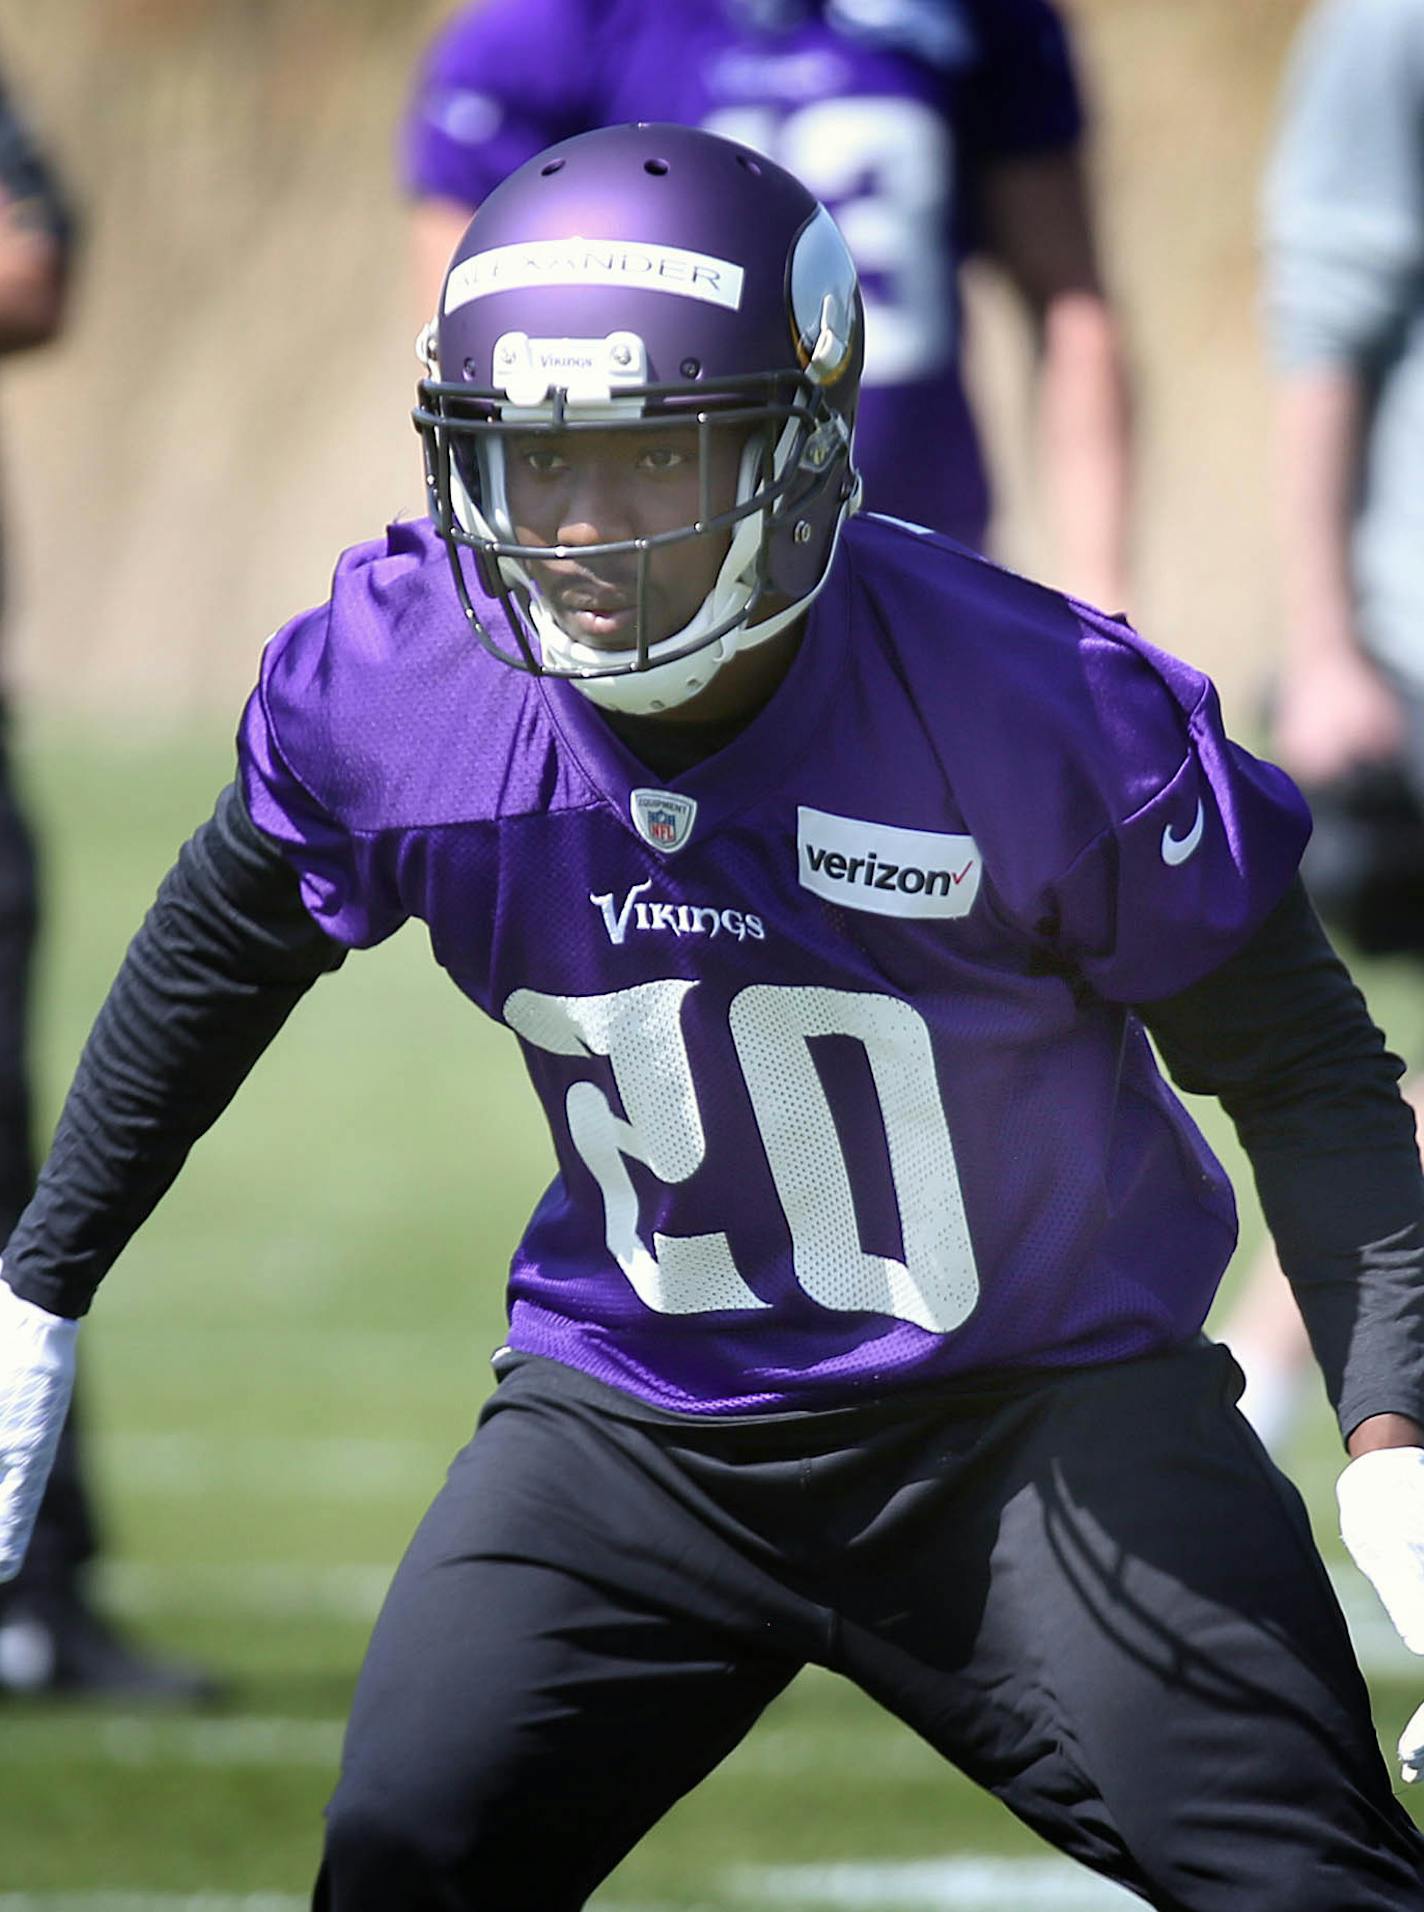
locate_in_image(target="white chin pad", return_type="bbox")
[562,633,736,715]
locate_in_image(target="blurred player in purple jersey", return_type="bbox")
[4,124,1424,1905]
[401,0,1134,609]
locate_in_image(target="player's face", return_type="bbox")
[504,425,745,654]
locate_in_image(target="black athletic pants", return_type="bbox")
[0,726,95,1611]
[315,1341,1424,1910]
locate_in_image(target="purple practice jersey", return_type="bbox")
[239,515,1311,1417]
[400,0,1084,550]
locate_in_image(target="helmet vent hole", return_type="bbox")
[644,158,669,176]
[736,154,762,176]
[540,158,565,176]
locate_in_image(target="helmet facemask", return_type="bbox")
[416,358,856,713]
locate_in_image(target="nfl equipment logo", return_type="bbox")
[631,788,697,855]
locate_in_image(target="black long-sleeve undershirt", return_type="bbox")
[2,783,1421,1442]
[1,784,344,1315]
[1139,880,1424,1440]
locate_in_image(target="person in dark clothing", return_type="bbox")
[0,59,215,1704]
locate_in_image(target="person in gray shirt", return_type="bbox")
[1265,0,1424,786]
[1227,0,1424,1461]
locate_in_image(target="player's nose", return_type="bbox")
[555,452,636,549]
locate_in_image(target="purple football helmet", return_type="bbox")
[413,122,863,713]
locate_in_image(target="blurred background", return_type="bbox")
[2,2,1419,1908]
[0,0,1303,716]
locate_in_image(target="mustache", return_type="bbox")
[532,559,648,612]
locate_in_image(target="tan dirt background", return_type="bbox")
[0,0,1315,722]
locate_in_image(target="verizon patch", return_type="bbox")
[797,807,981,919]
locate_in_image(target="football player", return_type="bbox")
[4,125,1424,1906]
[401,0,1133,610]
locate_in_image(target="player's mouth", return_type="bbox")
[555,590,639,643]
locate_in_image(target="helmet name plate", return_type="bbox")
[446,238,746,315]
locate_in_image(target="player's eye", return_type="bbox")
[519,446,569,477]
[636,444,690,474]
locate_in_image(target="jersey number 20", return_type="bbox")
[505,980,980,1334]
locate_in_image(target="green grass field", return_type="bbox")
[3,718,1423,1910]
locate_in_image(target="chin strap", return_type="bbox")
[558,578,824,715]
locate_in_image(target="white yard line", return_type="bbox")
[736,1857,1138,1908]
[13,1707,926,1779]
[0,1895,685,1912]
[91,1323,490,1363]
[95,1561,392,1621]
[16,1716,344,1769]
[109,1433,441,1498]
[0,1863,1141,1912]
[0,1901,683,1912]
[0,1900,309,1912]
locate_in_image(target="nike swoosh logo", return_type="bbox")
[1161,799,1205,867]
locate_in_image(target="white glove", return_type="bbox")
[1399,1698,1424,1787]
[0,1272,78,1582]
[1338,1445,1424,1781]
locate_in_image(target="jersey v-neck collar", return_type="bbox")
[534,549,854,846]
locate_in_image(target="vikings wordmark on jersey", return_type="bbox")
[240,511,1308,1415]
